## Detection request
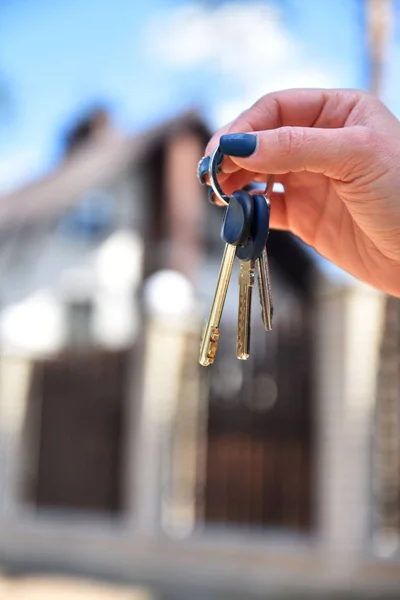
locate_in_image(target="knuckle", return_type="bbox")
[353,89,387,121]
[341,126,386,179]
[357,89,380,107]
[252,93,283,125]
[276,126,305,156]
[350,126,379,149]
[356,89,374,102]
[229,106,259,134]
[251,94,271,115]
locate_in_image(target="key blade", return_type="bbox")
[257,248,273,331]
[199,243,236,366]
[236,260,255,360]
[199,322,219,366]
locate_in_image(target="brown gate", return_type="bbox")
[203,233,315,533]
[32,350,129,513]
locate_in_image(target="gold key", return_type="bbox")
[199,243,236,366]
[236,260,255,360]
[256,247,273,331]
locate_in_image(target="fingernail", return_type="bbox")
[219,133,258,157]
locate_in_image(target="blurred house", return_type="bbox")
[0,107,397,598]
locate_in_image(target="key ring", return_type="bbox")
[209,147,230,206]
[198,147,275,206]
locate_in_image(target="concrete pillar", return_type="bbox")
[315,277,385,581]
[0,354,34,519]
[132,271,199,536]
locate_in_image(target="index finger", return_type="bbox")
[205,88,361,156]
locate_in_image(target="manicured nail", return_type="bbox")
[219,133,258,157]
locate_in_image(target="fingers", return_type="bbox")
[207,170,258,204]
[208,178,289,233]
[206,88,363,156]
[219,126,378,181]
[268,192,289,231]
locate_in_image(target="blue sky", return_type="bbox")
[0,0,397,193]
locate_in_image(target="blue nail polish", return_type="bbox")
[219,133,257,157]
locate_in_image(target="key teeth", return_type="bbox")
[260,299,273,331]
[255,249,274,332]
[236,260,254,360]
[208,328,219,363]
[261,311,273,331]
[199,324,219,366]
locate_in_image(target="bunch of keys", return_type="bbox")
[197,147,274,367]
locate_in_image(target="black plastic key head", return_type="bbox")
[221,190,254,247]
[236,193,270,261]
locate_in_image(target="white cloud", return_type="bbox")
[147,3,293,70]
[145,2,339,127]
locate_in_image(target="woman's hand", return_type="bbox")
[206,89,400,297]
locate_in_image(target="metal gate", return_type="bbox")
[32,350,129,513]
[203,234,315,533]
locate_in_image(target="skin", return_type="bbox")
[205,89,400,297]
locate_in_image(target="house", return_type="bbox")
[0,107,397,598]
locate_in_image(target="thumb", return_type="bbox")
[219,127,376,180]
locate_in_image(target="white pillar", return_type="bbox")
[132,271,198,536]
[316,277,385,580]
[0,355,33,519]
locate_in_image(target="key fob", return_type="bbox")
[221,190,254,247]
[236,194,270,261]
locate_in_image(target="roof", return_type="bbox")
[0,109,354,288]
[0,110,210,232]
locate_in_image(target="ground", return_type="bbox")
[0,574,152,600]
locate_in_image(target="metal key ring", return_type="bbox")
[207,147,275,206]
[209,147,230,206]
[264,174,275,197]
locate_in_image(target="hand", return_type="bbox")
[206,89,400,297]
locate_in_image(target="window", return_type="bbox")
[67,300,92,349]
[57,190,115,240]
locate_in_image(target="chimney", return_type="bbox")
[63,107,113,157]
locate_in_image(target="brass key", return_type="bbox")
[198,152,255,366]
[236,259,255,360]
[256,248,273,331]
[199,243,236,366]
